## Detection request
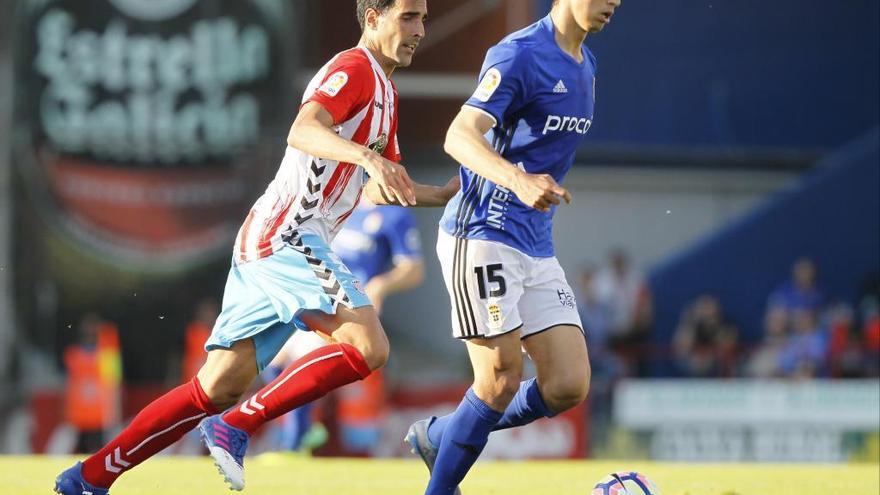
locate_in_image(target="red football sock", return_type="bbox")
[81,376,219,488]
[223,343,371,435]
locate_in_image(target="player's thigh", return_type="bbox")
[436,231,526,339]
[299,304,388,370]
[464,330,525,410]
[522,324,590,392]
[518,256,590,407]
[197,338,260,405]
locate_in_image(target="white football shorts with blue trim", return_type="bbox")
[437,229,583,340]
[205,232,371,371]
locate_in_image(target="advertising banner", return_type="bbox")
[614,379,880,462]
[10,0,298,377]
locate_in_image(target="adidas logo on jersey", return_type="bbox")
[553,80,568,94]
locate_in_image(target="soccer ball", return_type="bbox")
[591,471,660,495]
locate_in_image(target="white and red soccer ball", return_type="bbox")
[592,471,660,495]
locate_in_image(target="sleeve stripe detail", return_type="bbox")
[461,104,499,127]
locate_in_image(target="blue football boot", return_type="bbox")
[54,462,109,495]
[405,417,462,495]
[199,415,249,491]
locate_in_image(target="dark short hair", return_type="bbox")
[357,0,397,31]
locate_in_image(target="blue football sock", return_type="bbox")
[426,414,450,447]
[426,378,555,447]
[492,377,556,431]
[426,388,502,495]
[281,402,314,451]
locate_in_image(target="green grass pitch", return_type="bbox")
[8,455,878,494]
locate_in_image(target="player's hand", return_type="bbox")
[510,172,571,212]
[361,152,416,206]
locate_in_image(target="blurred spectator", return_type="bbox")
[592,248,654,376]
[778,309,828,379]
[576,263,621,449]
[858,273,880,376]
[672,294,739,377]
[767,257,826,317]
[746,306,789,377]
[577,264,612,355]
[63,313,122,453]
[825,303,868,378]
[181,298,219,382]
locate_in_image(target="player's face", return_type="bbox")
[572,0,621,33]
[373,0,427,68]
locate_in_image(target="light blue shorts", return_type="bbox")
[205,233,371,371]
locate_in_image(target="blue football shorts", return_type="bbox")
[205,232,371,371]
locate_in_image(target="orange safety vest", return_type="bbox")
[337,368,386,428]
[64,324,122,431]
[182,321,211,381]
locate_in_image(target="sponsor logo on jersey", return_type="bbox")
[319,71,349,97]
[486,183,512,231]
[486,162,524,231]
[541,115,593,135]
[472,68,502,102]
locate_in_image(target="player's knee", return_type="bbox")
[540,372,591,413]
[197,363,252,410]
[351,329,389,371]
[362,336,389,371]
[199,376,247,410]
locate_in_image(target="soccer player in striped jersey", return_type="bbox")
[54,1,455,493]
[405,0,622,493]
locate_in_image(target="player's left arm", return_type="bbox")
[364,107,459,206]
[365,175,459,207]
[363,210,425,312]
[364,258,424,313]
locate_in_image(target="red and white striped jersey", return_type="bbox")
[235,47,400,263]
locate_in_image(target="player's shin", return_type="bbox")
[426,388,503,495]
[428,377,554,446]
[491,377,556,430]
[222,343,370,435]
[80,376,219,488]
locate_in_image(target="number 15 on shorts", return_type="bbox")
[474,263,507,299]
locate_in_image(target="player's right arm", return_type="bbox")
[445,109,570,213]
[444,44,571,213]
[288,103,415,206]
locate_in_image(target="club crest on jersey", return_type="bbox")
[319,71,349,97]
[473,68,502,102]
[368,133,388,155]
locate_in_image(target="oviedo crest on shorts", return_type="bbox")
[487,299,503,330]
[473,68,502,102]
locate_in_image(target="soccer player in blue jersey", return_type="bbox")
[405,0,622,493]
[273,201,425,452]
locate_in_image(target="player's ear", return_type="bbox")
[364,7,381,31]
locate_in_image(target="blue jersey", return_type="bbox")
[332,203,422,284]
[439,14,596,257]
